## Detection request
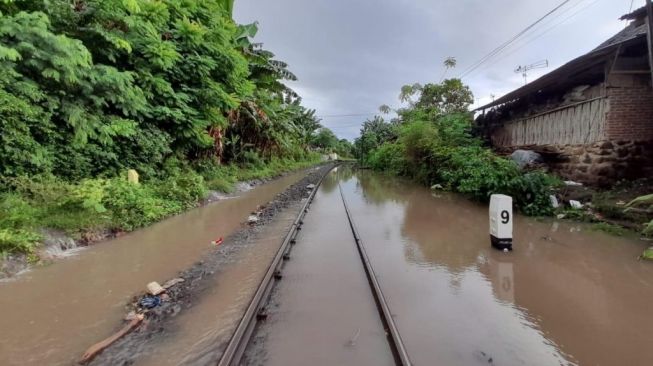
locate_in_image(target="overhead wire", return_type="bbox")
[458,0,575,79]
[477,0,603,73]
[317,113,379,118]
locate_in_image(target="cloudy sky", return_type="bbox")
[234,0,646,140]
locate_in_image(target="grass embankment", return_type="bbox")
[0,155,322,259]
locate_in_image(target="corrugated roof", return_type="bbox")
[475,8,648,112]
[620,6,647,21]
[594,22,647,51]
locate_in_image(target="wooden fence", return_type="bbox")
[492,97,607,147]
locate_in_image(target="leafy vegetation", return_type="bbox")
[355,61,558,216]
[626,194,653,235]
[0,0,336,256]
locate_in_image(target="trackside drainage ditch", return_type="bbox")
[80,165,335,365]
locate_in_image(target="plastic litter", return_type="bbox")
[564,180,583,187]
[549,195,560,208]
[139,295,162,309]
[569,200,583,209]
[510,150,543,169]
[211,237,224,246]
[248,215,259,224]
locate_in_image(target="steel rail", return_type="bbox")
[338,183,412,366]
[217,166,332,366]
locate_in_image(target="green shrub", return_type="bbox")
[364,114,558,216]
[367,143,407,175]
[4,176,110,232]
[0,194,42,254]
[433,146,518,199]
[241,150,265,169]
[0,229,42,255]
[103,180,180,231]
[626,193,653,236]
[507,171,561,216]
[0,193,39,229]
[153,172,208,209]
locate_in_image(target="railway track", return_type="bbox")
[217,168,411,366]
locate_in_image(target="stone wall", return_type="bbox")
[546,140,653,187]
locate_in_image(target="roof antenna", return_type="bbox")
[515,60,549,85]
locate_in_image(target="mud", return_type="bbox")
[88,164,334,365]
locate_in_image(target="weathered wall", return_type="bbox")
[605,76,653,141]
[548,140,653,187]
[491,97,608,147]
[488,76,653,185]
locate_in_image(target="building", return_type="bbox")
[475,6,653,186]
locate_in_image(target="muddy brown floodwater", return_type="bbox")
[132,205,302,366]
[251,168,653,366]
[0,170,308,366]
[245,169,395,366]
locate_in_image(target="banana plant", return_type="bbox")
[217,0,235,18]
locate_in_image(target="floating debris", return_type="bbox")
[146,281,165,296]
[139,295,162,309]
[569,200,583,209]
[162,278,185,289]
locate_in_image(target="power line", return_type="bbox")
[459,0,574,79]
[478,0,602,73]
[459,0,574,78]
[317,113,378,118]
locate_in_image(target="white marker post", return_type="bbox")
[489,194,513,251]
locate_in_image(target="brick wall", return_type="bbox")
[605,81,653,141]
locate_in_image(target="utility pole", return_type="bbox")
[647,0,653,86]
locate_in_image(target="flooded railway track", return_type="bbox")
[216,169,325,366]
[218,169,411,366]
[338,183,411,366]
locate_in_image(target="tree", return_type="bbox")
[361,116,396,143]
[354,116,397,161]
[399,83,422,104]
[440,56,457,82]
[311,128,338,151]
[334,139,353,157]
[217,0,235,17]
[416,79,473,115]
[0,0,320,178]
